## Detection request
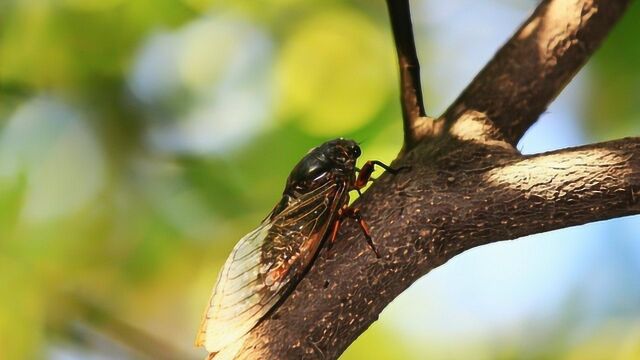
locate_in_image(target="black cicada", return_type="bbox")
[196,138,402,358]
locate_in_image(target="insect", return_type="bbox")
[195,138,404,358]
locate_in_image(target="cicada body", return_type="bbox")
[196,138,397,358]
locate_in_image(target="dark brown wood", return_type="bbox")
[443,0,631,145]
[385,0,429,146]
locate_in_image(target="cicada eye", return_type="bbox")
[351,145,361,158]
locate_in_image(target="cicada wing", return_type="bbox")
[259,182,346,290]
[195,222,278,353]
[196,181,347,354]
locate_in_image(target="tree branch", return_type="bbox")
[206,1,637,359]
[234,136,640,359]
[442,0,631,145]
[386,0,430,147]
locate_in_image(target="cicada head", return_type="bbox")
[319,138,361,167]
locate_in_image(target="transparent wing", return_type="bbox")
[195,221,274,352]
[196,181,347,353]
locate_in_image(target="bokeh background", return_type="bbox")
[1,0,639,359]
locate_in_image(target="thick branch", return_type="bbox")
[235,137,640,359]
[386,0,429,147]
[204,1,637,359]
[442,0,630,145]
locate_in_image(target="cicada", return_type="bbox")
[196,138,402,359]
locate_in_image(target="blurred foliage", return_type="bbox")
[587,2,640,140]
[0,0,639,359]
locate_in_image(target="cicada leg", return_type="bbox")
[354,160,409,191]
[342,207,380,258]
[328,215,342,248]
[327,206,380,258]
[328,161,408,257]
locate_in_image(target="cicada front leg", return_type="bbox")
[354,160,409,195]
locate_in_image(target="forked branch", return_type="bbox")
[219,0,636,359]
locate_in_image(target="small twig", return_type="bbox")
[385,0,428,147]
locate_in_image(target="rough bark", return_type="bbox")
[224,0,635,358]
[236,137,640,359]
